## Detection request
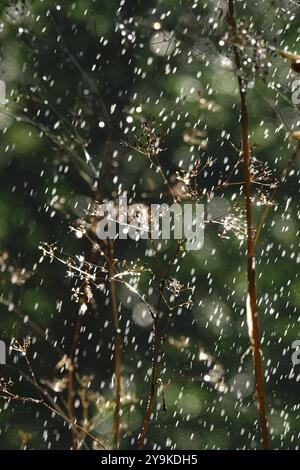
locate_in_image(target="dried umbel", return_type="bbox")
[222,19,274,80]
[10,337,31,355]
[175,160,201,201]
[122,121,165,158]
[0,378,14,393]
[214,202,248,241]
[250,158,278,189]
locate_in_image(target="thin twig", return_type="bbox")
[1,359,107,450]
[138,243,181,448]
[67,317,81,450]
[107,238,122,450]
[0,392,107,449]
[227,0,269,449]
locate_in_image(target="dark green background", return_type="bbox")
[0,0,299,450]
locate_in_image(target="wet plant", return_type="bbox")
[0,0,299,451]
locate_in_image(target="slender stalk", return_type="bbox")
[1,359,107,449]
[107,238,122,449]
[42,400,107,449]
[0,393,107,450]
[138,244,180,448]
[66,368,77,450]
[67,237,103,450]
[227,0,269,449]
[138,315,158,449]
[67,316,82,450]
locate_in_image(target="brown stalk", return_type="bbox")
[107,238,122,449]
[67,316,81,450]
[138,244,180,448]
[227,0,269,449]
[137,314,159,449]
[67,225,105,450]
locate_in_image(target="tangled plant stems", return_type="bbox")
[138,1,271,450]
[0,341,107,450]
[1,0,300,451]
[227,0,269,449]
[227,0,300,449]
[138,243,182,449]
[139,0,300,450]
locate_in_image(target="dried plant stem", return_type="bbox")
[67,316,82,450]
[138,314,158,449]
[23,353,41,398]
[138,244,180,449]
[1,359,107,450]
[0,392,107,449]
[42,400,106,449]
[67,369,77,450]
[107,238,122,449]
[227,0,269,449]
[67,244,103,449]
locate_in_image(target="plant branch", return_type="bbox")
[138,243,181,448]
[67,317,81,450]
[0,392,107,449]
[227,0,269,450]
[107,238,122,450]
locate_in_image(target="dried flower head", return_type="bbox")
[0,377,14,393]
[10,337,31,355]
[123,121,165,158]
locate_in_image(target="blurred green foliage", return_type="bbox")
[0,0,299,450]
